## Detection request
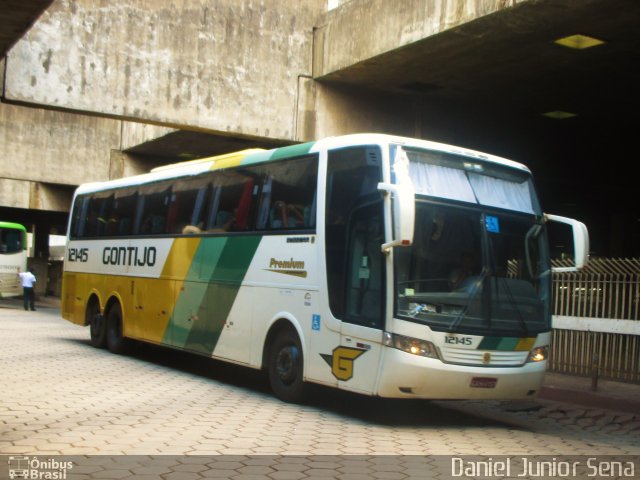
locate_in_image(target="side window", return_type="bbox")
[206,170,258,232]
[84,193,113,238]
[0,229,23,253]
[167,178,211,234]
[108,189,138,236]
[254,156,318,231]
[345,203,385,328]
[136,184,170,235]
[325,146,383,321]
[70,196,89,239]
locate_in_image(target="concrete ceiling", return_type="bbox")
[128,0,639,175]
[318,0,640,137]
[3,0,637,160]
[2,0,639,254]
[0,0,54,59]
[124,130,290,161]
[314,0,640,256]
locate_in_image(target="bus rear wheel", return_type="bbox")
[268,328,306,403]
[106,302,128,354]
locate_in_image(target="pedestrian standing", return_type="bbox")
[18,268,36,311]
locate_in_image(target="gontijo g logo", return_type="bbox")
[320,346,367,381]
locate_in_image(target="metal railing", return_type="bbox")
[549,258,640,383]
[552,258,640,320]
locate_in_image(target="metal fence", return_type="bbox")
[549,258,640,383]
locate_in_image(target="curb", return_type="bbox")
[539,385,640,414]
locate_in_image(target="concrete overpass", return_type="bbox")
[1,0,639,293]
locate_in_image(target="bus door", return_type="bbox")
[337,202,386,395]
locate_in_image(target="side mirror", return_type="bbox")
[545,214,589,272]
[378,182,415,252]
[378,146,416,252]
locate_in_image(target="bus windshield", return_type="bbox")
[395,200,552,336]
[402,147,541,215]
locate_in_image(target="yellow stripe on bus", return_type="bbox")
[210,155,246,170]
[161,237,201,278]
[515,337,536,351]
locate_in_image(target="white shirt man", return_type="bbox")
[18,269,36,311]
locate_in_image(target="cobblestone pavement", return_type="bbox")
[1,303,638,478]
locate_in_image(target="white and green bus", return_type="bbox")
[0,222,28,298]
[62,134,588,402]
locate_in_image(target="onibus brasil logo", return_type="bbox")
[7,456,73,479]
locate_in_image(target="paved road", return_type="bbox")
[1,302,638,478]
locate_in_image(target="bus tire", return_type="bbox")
[106,302,128,354]
[268,328,306,403]
[87,299,106,348]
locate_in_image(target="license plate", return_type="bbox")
[470,377,497,388]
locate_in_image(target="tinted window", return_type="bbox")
[136,183,171,235]
[108,189,138,236]
[205,170,258,232]
[0,228,24,253]
[325,146,383,320]
[253,156,318,231]
[84,192,114,238]
[169,178,211,234]
[70,154,319,239]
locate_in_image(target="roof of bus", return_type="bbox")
[0,221,27,232]
[73,133,531,195]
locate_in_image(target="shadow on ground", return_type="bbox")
[62,335,522,431]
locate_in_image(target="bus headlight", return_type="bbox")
[383,332,439,359]
[528,346,548,363]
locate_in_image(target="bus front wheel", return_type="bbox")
[268,328,306,403]
[106,303,128,354]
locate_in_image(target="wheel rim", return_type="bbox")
[276,344,300,385]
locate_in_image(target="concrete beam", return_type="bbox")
[109,149,162,179]
[121,122,177,151]
[0,178,30,209]
[314,0,522,79]
[0,102,120,186]
[310,82,419,139]
[4,0,324,141]
[29,182,73,212]
[0,178,71,212]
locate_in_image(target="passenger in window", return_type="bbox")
[271,201,305,229]
[106,213,120,236]
[182,222,204,234]
[208,210,235,232]
[288,204,306,227]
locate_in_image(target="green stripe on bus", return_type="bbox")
[241,141,315,166]
[269,142,314,160]
[166,236,262,355]
[478,337,520,351]
[164,237,228,346]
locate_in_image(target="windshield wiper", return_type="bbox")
[525,223,542,279]
[496,277,529,336]
[448,266,490,332]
